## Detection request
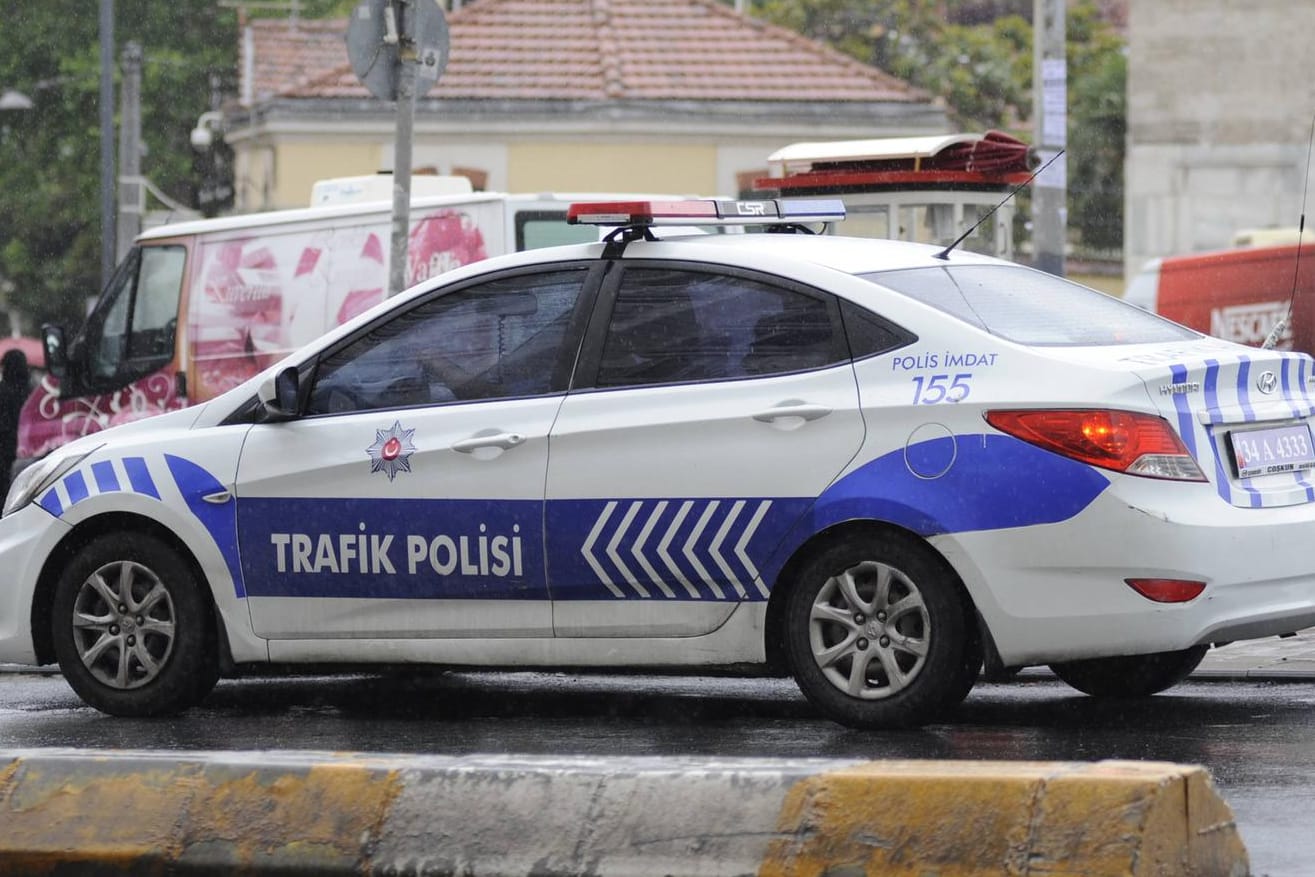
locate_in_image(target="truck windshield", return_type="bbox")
[87,245,186,383]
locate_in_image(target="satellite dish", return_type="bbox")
[346,0,450,102]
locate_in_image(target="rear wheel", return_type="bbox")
[783,534,976,729]
[51,532,219,717]
[1048,645,1208,698]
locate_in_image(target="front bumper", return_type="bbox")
[937,475,1315,666]
[0,504,72,665]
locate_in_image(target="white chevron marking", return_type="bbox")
[582,501,625,598]
[658,500,700,598]
[607,501,650,598]
[710,500,746,598]
[631,501,675,598]
[684,501,724,599]
[736,500,773,598]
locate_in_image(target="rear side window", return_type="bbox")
[594,267,845,388]
[839,299,916,359]
[863,264,1198,346]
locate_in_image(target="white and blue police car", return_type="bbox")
[4,197,1315,729]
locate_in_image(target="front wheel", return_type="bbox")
[51,532,219,717]
[783,534,977,729]
[1048,645,1209,698]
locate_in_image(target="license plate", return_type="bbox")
[1228,422,1315,478]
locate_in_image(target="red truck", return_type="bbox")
[1124,236,1315,352]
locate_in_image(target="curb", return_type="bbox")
[0,750,1250,876]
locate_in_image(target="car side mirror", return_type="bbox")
[41,324,67,379]
[258,365,301,421]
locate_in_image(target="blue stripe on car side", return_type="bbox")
[1300,358,1315,501]
[237,495,547,601]
[1234,357,1263,507]
[37,489,62,518]
[91,460,120,494]
[1203,360,1235,506]
[1280,358,1315,501]
[62,470,89,506]
[809,433,1110,537]
[164,454,245,599]
[1283,357,1298,417]
[123,457,159,499]
[1169,362,1200,458]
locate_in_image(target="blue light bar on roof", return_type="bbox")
[778,199,847,220]
[567,198,846,227]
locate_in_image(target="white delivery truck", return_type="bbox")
[25,177,635,460]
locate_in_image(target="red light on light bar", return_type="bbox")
[567,200,721,225]
[1125,578,1206,603]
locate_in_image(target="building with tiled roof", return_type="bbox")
[223,0,947,210]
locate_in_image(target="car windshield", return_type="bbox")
[860,263,1199,346]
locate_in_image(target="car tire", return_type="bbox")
[51,531,219,717]
[783,533,974,729]
[1048,645,1209,698]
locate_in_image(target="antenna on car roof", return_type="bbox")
[1261,114,1315,350]
[933,149,1064,261]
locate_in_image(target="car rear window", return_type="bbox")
[860,264,1199,346]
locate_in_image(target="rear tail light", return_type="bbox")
[985,409,1206,481]
[1126,578,1206,603]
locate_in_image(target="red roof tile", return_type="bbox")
[247,0,927,104]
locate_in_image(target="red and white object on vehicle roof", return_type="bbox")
[761,130,1036,190]
[753,131,1037,260]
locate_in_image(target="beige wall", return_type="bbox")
[273,142,382,209]
[507,144,718,196]
[242,140,727,210]
[233,144,274,211]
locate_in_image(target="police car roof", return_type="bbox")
[646,232,1002,272]
[490,231,1003,277]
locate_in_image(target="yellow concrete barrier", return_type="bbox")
[0,750,1250,876]
[762,760,1250,877]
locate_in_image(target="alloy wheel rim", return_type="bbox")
[71,560,176,690]
[808,559,930,700]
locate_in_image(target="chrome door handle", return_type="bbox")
[752,402,832,424]
[451,432,526,454]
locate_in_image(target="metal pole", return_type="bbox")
[1032,0,1066,276]
[388,0,416,298]
[116,41,143,262]
[99,0,115,288]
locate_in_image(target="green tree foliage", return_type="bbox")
[0,1,236,331]
[751,0,1125,251]
[1066,2,1125,252]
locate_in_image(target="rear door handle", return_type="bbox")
[752,402,832,424]
[452,432,526,454]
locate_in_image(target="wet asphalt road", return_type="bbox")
[1,669,1311,876]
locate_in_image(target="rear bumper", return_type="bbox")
[937,476,1315,666]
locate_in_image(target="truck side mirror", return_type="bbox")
[41,324,67,379]
[258,365,301,421]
